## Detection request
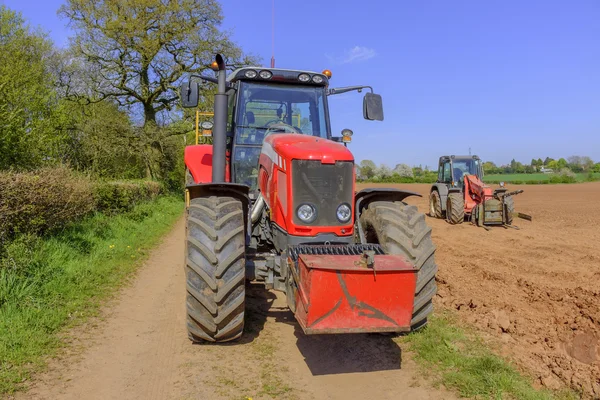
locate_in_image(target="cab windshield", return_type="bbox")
[452,159,481,182]
[235,82,329,145]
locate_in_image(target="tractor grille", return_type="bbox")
[287,244,385,262]
[291,160,354,226]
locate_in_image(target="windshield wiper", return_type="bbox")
[235,125,269,130]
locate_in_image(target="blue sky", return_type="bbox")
[2,0,599,168]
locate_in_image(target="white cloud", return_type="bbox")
[326,46,377,65]
[342,46,377,64]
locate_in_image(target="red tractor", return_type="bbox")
[429,155,530,228]
[179,55,438,342]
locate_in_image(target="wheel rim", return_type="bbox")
[430,194,437,215]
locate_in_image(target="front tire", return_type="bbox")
[359,201,438,330]
[185,196,246,342]
[446,193,465,224]
[429,190,442,218]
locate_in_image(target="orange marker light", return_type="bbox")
[210,61,219,71]
[322,69,332,78]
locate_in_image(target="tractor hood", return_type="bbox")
[266,134,354,164]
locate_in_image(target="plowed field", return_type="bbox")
[358,182,600,397]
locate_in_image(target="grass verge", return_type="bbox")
[398,313,578,400]
[0,196,183,394]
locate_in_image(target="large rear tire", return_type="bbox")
[185,196,246,342]
[446,193,464,224]
[429,190,442,218]
[359,201,437,331]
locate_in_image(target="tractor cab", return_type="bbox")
[228,68,332,192]
[437,155,483,189]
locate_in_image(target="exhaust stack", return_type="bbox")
[212,54,227,183]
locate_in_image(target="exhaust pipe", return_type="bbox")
[212,54,227,183]
[251,195,265,224]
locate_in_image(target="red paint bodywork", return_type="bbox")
[184,145,231,183]
[258,134,355,236]
[462,174,494,214]
[293,254,417,334]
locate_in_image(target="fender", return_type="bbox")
[184,145,231,184]
[354,188,422,244]
[186,182,251,243]
[431,183,451,211]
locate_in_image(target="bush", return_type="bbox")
[0,168,164,243]
[0,166,95,242]
[94,180,162,214]
[549,168,576,184]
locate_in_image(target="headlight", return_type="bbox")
[312,75,324,84]
[244,70,257,78]
[297,204,317,223]
[259,70,272,79]
[298,73,310,82]
[336,203,351,223]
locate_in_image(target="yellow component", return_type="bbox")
[185,189,190,207]
[342,136,352,143]
[195,110,215,144]
[322,69,332,78]
[210,61,219,71]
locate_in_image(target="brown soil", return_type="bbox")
[359,182,600,397]
[11,218,455,400]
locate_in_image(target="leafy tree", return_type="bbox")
[393,163,413,178]
[537,158,543,167]
[0,6,59,169]
[376,164,393,179]
[593,163,600,173]
[547,160,558,170]
[482,161,497,174]
[557,158,568,169]
[543,157,554,166]
[359,160,376,179]
[59,0,253,125]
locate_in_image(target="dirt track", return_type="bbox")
[15,218,454,400]
[360,182,600,397]
[13,182,600,399]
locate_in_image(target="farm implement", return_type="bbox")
[429,155,532,229]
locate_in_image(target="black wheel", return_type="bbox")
[429,190,442,218]
[359,201,438,331]
[446,193,464,225]
[185,196,246,342]
[504,196,515,225]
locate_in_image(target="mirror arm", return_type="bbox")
[327,85,373,96]
[189,74,232,89]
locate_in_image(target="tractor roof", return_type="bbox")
[228,67,330,87]
[440,155,481,162]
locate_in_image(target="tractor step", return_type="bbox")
[287,246,417,335]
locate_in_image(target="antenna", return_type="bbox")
[271,0,275,68]
[469,147,472,156]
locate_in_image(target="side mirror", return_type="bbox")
[363,92,384,121]
[180,81,199,108]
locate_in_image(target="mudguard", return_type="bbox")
[184,145,231,184]
[354,188,422,244]
[431,183,451,211]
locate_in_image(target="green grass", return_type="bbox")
[484,172,600,184]
[0,196,183,394]
[398,313,579,400]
